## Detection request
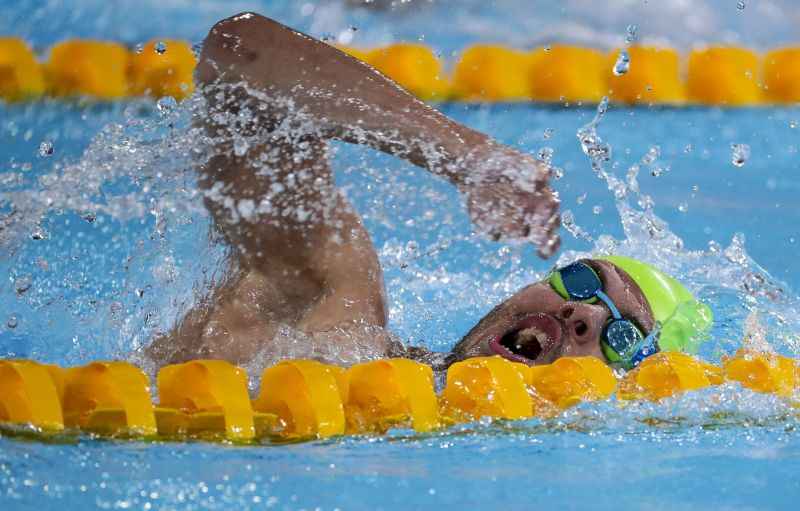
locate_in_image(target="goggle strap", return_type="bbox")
[595,289,623,320]
[623,323,662,369]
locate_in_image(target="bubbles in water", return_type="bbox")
[613,50,630,76]
[154,41,167,54]
[14,275,32,295]
[543,127,554,140]
[678,202,689,213]
[737,1,746,11]
[38,140,54,158]
[576,193,587,205]
[731,143,751,167]
[134,43,144,54]
[790,120,798,129]
[156,96,178,116]
[6,315,18,329]
[592,205,603,215]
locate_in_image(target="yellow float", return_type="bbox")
[0,360,64,431]
[156,360,258,440]
[128,38,196,100]
[2,352,800,443]
[62,361,157,435]
[253,359,346,438]
[607,46,684,105]
[366,43,451,101]
[619,352,722,401]
[529,45,607,103]
[345,358,439,433]
[687,46,762,106]
[528,356,616,409]
[440,356,532,421]
[7,37,800,106]
[763,47,800,103]
[0,37,46,101]
[723,349,798,397]
[452,44,533,101]
[45,39,130,99]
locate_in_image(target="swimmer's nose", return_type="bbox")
[557,302,608,346]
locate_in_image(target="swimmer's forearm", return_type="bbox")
[196,12,500,186]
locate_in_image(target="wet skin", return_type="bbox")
[147,12,564,368]
[451,259,655,366]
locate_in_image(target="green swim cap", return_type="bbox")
[599,255,713,353]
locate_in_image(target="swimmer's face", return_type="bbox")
[451,259,655,366]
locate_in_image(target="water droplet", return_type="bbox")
[597,96,609,115]
[30,225,49,240]
[642,145,660,165]
[156,96,177,115]
[38,140,54,157]
[678,202,689,213]
[154,41,167,54]
[737,1,746,11]
[625,24,639,44]
[731,143,751,167]
[14,275,32,295]
[561,210,593,241]
[592,205,603,215]
[613,50,630,76]
[536,147,554,164]
[6,315,18,329]
[233,137,249,156]
[134,43,144,54]
[543,127,554,140]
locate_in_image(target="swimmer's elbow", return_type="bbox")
[197,11,277,86]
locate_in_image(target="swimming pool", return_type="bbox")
[3,1,800,509]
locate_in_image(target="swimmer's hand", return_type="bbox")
[456,145,561,258]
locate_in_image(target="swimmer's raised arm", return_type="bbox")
[196,12,560,256]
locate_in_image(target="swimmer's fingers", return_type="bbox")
[525,185,561,258]
[467,183,560,259]
[537,211,561,259]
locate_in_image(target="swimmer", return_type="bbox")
[146,13,710,371]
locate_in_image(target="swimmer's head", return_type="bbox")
[451,256,713,368]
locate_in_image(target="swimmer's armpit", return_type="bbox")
[196,12,560,257]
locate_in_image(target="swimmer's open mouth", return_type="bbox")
[488,313,561,364]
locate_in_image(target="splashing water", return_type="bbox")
[731,142,751,167]
[612,49,630,76]
[0,64,797,393]
[563,100,799,361]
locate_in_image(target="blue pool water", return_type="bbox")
[3,1,800,510]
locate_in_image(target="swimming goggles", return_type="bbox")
[548,261,660,370]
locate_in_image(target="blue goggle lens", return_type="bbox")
[559,262,602,300]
